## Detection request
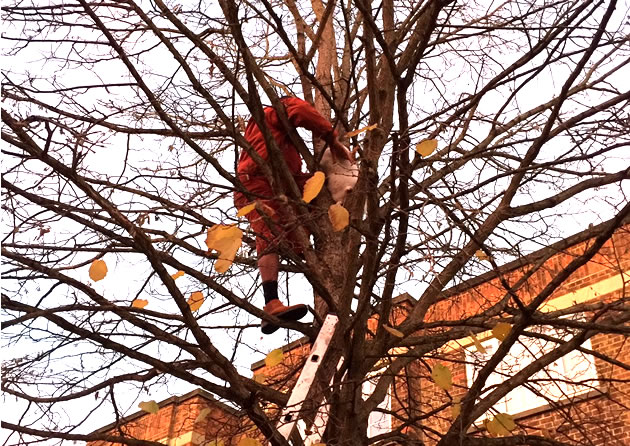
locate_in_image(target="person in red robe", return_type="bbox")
[234,96,353,334]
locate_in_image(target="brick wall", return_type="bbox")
[89,224,630,445]
[87,390,245,446]
[416,226,630,445]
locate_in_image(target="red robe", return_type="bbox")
[237,96,337,176]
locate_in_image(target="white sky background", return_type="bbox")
[2,0,630,443]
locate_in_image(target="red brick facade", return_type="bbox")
[90,224,630,445]
[88,390,246,446]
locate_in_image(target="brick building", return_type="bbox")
[89,221,630,445]
[87,389,245,446]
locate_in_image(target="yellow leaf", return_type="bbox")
[89,259,108,282]
[451,397,461,419]
[415,139,438,157]
[237,202,257,217]
[132,299,148,309]
[345,123,377,138]
[237,438,261,446]
[383,325,404,338]
[196,407,211,423]
[492,322,512,342]
[486,413,515,436]
[207,440,224,446]
[171,270,185,280]
[431,363,453,391]
[253,373,267,384]
[328,203,349,231]
[475,249,490,261]
[188,291,204,312]
[205,224,243,273]
[469,332,487,354]
[264,348,284,368]
[138,400,159,414]
[495,413,516,431]
[302,171,325,203]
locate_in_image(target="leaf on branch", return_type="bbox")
[253,373,267,384]
[383,325,404,338]
[205,224,243,273]
[492,322,511,342]
[196,407,211,423]
[302,171,325,203]
[132,299,149,309]
[475,249,491,261]
[138,400,159,414]
[468,332,487,353]
[415,139,438,157]
[237,202,257,217]
[188,291,204,312]
[431,363,453,391]
[451,397,461,419]
[328,203,349,231]
[237,438,261,446]
[345,123,377,138]
[171,270,185,280]
[486,413,515,436]
[264,348,284,368]
[89,259,108,282]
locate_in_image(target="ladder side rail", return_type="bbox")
[276,314,339,440]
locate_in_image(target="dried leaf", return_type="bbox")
[469,332,487,354]
[138,400,159,414]
[264,348,284,368]
[495,413,516,431]
[345,123,377,138]
[196,407,211,423]
[475,249,490,261]
[383,325,404,338]
[451,397,461,419]
[205,224,243,273]
[132,299,149,309]
[237,202,257,217]
[328,203,349,231]
[492,322,512,342]
[253,373,267,384]
[302,171,325,203]
[486,413,515,436]
[89,259,108,282]
[188,291,204,312]
[431,363,453,391]
[415,139,438,157]
[237,438,261,446]
[171,270,185,280]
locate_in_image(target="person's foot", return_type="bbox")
[261,299,308,334]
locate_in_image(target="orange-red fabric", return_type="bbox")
[237,96,337,176]
[235,97,333,255]
[234,173,311,255]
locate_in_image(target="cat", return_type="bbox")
[320,148,359,204]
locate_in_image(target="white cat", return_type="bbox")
[320,148,359,204]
